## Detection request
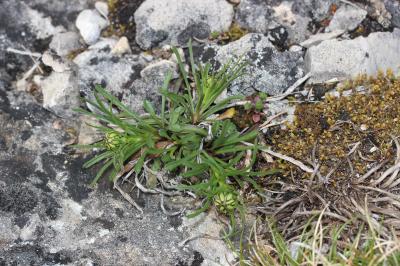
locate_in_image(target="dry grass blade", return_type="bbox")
[273,195,305,216]
[113,176,143,213]
[358,161,387,182]
[293,210,348,223]
[382,136,400,188]
[370,161,400,186]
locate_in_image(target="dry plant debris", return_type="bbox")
[257,70,400,235]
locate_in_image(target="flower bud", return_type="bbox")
[214,192,236,214]
[104,131,124,150]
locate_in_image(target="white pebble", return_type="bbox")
[76,9,108,45]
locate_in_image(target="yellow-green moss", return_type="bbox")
[210,23,248,44]
[267,70,400,182]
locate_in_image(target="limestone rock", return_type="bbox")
[196,33,305,96]
[235,0,338,44]
[305,29,400,84]
[327,4,367,32]
[134,0,234,49]
[384,0,400,28]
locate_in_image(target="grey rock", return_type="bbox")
[134,0,234,49]
[197,33,305,96]
[236,0,338,44]
[19,0,91,31]
[327,4,367,32]
[235,0,277,34]
[182,211,235,265]
[370,0,392,28]
[49,31,83,57]
[0,1,70,83]
[272,1,311,44]
[73,38,163,114]
[76,9,108,45]
[305,29,400,84]
[384,0,400,28]
[119,59,179,112]
[300,30,345,48]
[34,71,80,118]
[23,2,65,39]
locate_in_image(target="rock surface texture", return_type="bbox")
[305,29,400,84]
[326,4,367,32]
[134,0,234,49]
[196,33,305,96]
[235,0,338,44]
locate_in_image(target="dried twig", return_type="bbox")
[383,136,400,188]
[293,210,348,222]
[6,47,42,57]
[160,195,184,216]
[135,176,158,194]
[241,141,314,173]
[370,162,400,186]
[266,73,311,102]
[357,161,386,183]
[114,176,143,213]
[178,233,222,247]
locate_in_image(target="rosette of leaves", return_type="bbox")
[75,40,278,216]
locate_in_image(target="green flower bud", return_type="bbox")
[244,102,252,110]
[259,92,267,101]
[255,99,264,111]
[104,131,124,150]
[214,192,236,214]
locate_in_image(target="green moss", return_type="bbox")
[268,70,400,182]
[209,23,248,44]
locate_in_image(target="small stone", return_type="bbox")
[289,45,303,52]
[49,31,83,57]
[42,51,70,72]
[76,9,108,45]
[327,4,367,32]
[95,1,109,18]
[111,37,132,55]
